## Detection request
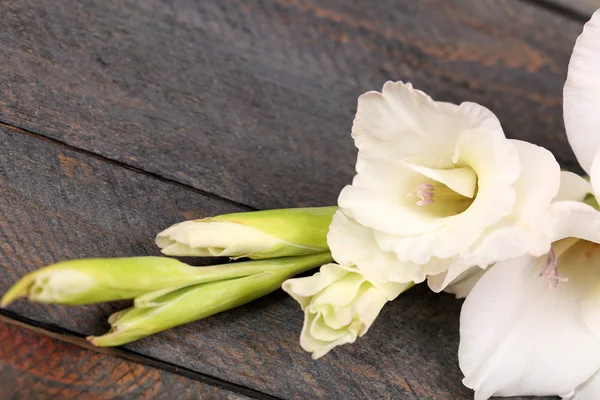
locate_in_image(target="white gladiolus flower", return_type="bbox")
[282,264,411,359]
[459,10,600,399]
[328,81,560,287]
[458,176,600,400]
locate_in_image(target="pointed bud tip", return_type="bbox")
[86,335,98,345]
[0,295,12,308]
[1,273,37,307]
[87,334,115,347]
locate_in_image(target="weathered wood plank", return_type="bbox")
[0,124,474,399]
[0,0,587,210]
[544,0,600,17]
[0,317,253,400]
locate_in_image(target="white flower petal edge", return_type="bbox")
[590,149,600,198]
[282,263,410,359]
[564,9,600,174]
[352,81,502,160]
[427,263,484,299]
[554,171,592,202]
[327,210,450,284]
[459,140,560,267]
[459,248,600,400]
[572,368,600,399]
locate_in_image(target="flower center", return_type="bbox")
[538,249,568,289]
[408,182,475,217]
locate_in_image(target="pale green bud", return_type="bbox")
[87,252,333,346]
[1,254,330,307]
[155,207,337,259]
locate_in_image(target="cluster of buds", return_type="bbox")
[2,207,336,346]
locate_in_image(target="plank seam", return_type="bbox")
[0,121,256,212]
[519,0,590,22]
[0,309,281,400]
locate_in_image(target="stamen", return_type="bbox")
[416,198,434,206]
[538,249,568,289]
[408,184,435,207]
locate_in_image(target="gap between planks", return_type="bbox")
[0,309,281,400]
[0,121,255,212]
[520,0,591,22]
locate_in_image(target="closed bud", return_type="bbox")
[1,254,330,307]
[155,207,337,259]
[87,252,333,346]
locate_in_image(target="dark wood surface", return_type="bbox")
[0,317,252,400]
[545,0,600,17]
[0,0,587,399]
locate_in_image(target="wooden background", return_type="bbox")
[0,1,598,399]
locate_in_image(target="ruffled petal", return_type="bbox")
[554,171,592,202]
[402,156,477,197]
[459,251,600,399]
[564,10,600,174]
[327,210,450,283]
[441,267,485,299]
[286,263,407,360]
[282,264,349,308]
[352,81,503,160]
[339,156,446,235]
[460,140,559,266]
[427,263,483,299]
[544,201,600,243]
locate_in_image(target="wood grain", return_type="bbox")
[544,0,600,17]
[0,123,473,399]
[0,317,252,400]
[0,0,588,211]
[0,0,577,398]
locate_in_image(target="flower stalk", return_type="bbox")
[87,252,333,346]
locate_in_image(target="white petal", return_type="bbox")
[352,81,503,160]
[402,156,477,198]
[449,129,519,232]
[590,149,600,198]
[427,263,484,299]
[564,10,600,173]
[459,252,600,399]
[572,369,600,400]
[338,156,446,235]
[544,201,600,243]
[287,263,406,359]
[461,140,559,266]
[508,140,561,219]
[327,210,449,283]
[282,264,349,309]
[442,267,485,299]
[554,171,592,202]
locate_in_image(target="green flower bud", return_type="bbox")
[1,253,330,307]
[87,252,333,346]
[155,207,337,259]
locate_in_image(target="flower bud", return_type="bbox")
[87,252,333,346]
[282,263,413,359]
[155,207,337,259]
[1,254,331,307]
